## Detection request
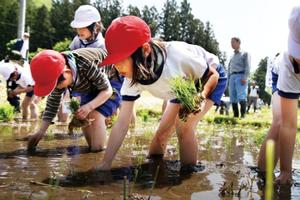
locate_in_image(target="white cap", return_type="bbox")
[70,5,101,28]
[0,62,19,80]
[23,32,30,37]
[288,6,300,59]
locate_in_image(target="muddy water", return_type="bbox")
[0,120,300,200]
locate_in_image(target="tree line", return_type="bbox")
[0,0,225,64]
[0,0,272,104]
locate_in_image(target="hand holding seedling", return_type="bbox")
[170,76,204,121]
[75,103,93,119]
[68,98,93,134]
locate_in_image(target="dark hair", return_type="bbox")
[231,37,241,44]
[130,40,165,85]
[83,22,105,42]
[87,21,105,34]
[56,73,66,85]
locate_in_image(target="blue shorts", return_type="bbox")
[208,64,227,105]
[272,72,300,99]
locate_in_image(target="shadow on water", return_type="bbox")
[42,156,205,188]
[0,145,102,159]
[15,133,84,141]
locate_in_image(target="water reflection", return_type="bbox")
[0,122,299,199]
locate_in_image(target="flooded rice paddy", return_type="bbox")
[0,109,300,200]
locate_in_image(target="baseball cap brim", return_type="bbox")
[70,21,93,28]
[33,81,57,97]
[100,51,133,67]
[288,33,300,59]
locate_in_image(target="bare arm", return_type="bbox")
[27,120,51,150]
[201,65,219,98]
[9,85,33,97]
[98,100,135,170]
[149,102,180,155]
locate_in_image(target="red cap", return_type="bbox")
[30,50,65,96]
[100,16,151,66]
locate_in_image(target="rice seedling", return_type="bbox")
[68,98,91,134]
[169,76,203,121]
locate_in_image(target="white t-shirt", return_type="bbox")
[20,38,29,59]
[69,33,105,50]
[16,62,34,88]
[249,86,259,97]
[121,41,219,100]
[272,52,300,93]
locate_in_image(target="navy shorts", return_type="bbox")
[26,90,34,97]
[79,90,121,117]
[272,72,300,99]
[208,64,227,105]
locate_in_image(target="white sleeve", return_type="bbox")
[120,78,142,101]
[69,37,78,50]
[16,76,27,88]
[194,45,219,67]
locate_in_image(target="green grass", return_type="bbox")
[0,103,14,122]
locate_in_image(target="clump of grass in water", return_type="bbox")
[170,77,203,121]
[68,98,91,134]
[0,103,14,122]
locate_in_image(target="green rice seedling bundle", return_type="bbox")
[170,76,204,121]
[68,98,91,134]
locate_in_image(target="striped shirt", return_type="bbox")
[42,48,111,122]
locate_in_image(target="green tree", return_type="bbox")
[94,0,123,32]
[161,0,180,41]
[191,18,205,45]
[202,21,220,56]
[252,57,271,105]
[50,0,75,45]
[179,0,194,43]
[30,5,54,51]
[0,0,19,58]
[141,6,159,37]
[53,38,72,52]
[127,5,141,17]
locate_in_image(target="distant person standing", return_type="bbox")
[20,32,30,61]
[247,81,259,113]
[228,37,251,118]
[8,32,30,61]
